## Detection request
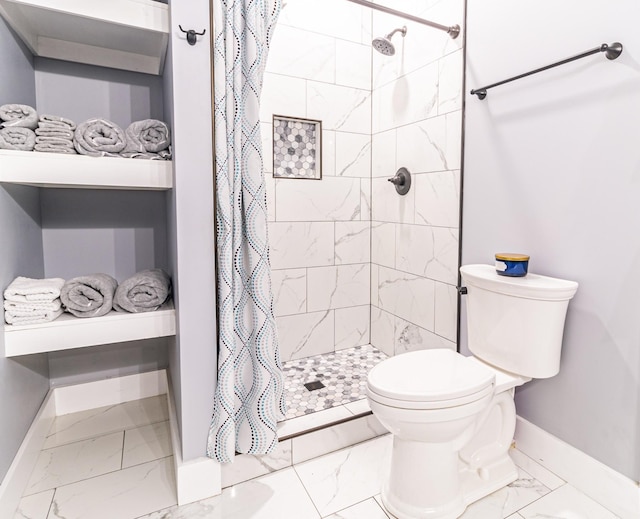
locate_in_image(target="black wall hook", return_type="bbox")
[178,25,206,46]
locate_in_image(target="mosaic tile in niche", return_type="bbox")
[273,115,321,179]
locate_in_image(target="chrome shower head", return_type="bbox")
[372,26,407,56]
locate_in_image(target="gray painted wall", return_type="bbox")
[0,18,49,483]
[463,0,640,480]
[165,0,217,462]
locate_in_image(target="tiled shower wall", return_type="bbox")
[261,0,373,362]
[370,0,464,356]
[261,0,465,361]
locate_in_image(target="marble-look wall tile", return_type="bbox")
[415,170,460,228]
[360,177,371,221]
[279,0,367,43]
[371,129,396,178]
[438,49,463,115]
[271,268,307,317]
[394,317,455,355]
[445,110,462,171]
[335,221,370,265]
[222,439,292,488]
[372,62,439,133]
[372,177,415,224]
[277,310,335,361]
[336,40,372,90]
[307,81,371,133]
[323,129,337,177]
[378,266,435,331]
[371,222,395,268]
[260,73,306,123]
[335,132,371,178]
[14,490,55,519]
[269,222,334,269]
[276,176,361,222]
[435,282,458,342]
[264,174,276,222]
[370,305,395,357]
[269,25,335,83]
[395,224,458,285]
[335,305,370,350]
[307,264,370,312]
[370,264,379,308]
[395,115,449,174]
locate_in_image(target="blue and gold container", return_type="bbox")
[495,253,530,277]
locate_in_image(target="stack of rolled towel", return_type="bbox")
[3,269,172,325]
[35,114,77,154]
[0,104,37,151]
[73,118,171,160]
[3,277,65,325]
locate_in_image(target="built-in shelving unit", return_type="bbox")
[0,150,172,190]
[0,0,169,74]
[3,303,175,357]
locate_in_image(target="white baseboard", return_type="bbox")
[165,375,221,505]
[515,416,640,519]
[0,369,222,517]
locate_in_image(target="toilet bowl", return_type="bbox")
[367,264,578,519]
[367,349,523,519]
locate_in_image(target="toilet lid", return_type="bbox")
[367,349,495,403]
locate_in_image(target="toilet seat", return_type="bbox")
[367,349,495,410]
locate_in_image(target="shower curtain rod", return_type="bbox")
[344,0,460,39]
[470,42,623,100]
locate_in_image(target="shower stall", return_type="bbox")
[259,0,465,444]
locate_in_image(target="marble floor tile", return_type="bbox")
[24,431,123,495]
[518,483,620,518]
[13,490,54,519]
[45,395,168,449]
[506,515,525,519]
[48,456,176,519]
[136,467,320,519]
[501,466,553,517]
[221,439,292,488]
[123,421,172,469]
[326,498,390,518]
[342,398,370,416]
[277,405,353,439]
[295,435,392,517]
[509,449,565,490]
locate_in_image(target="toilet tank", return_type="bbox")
[460,264,578,379]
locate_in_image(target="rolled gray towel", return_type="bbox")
[0,104,38,129]
[74,118,126,157]
[38,114,76,130]
[0,127,36,151]
[35,127,75,140]
[60,274,118,318]
[120,119,171,160]
[113,269,171,313]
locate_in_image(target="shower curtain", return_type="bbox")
[207,0,285,463]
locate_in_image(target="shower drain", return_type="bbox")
[304,380,325,391]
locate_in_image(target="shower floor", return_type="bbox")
[279,344,387,422]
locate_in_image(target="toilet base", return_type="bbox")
[381,451,518,519]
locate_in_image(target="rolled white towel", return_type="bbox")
[0,104,38,130]
[0,127,35,151]
[4,299,63,325]
[120,119,171,160]
[4,276,65,304]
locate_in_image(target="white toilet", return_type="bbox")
[367,264,578,519]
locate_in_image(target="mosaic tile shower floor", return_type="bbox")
[280,344,388,420]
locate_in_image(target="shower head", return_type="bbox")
[372,26,407,56]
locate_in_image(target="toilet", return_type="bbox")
[367,264,578,519]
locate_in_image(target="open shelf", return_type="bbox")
[0,0,169,75]
[4,302,175,357]
[0,150,172,190]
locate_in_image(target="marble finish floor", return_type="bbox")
[15,395,621,519]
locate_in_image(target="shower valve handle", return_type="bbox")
[388,167,412,195]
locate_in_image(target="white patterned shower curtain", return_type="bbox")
[207,0,285,463]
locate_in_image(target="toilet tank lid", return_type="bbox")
[460,264,578,301]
